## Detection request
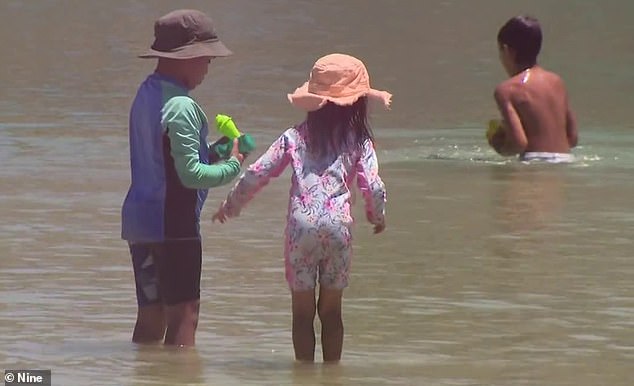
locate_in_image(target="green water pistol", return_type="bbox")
[208,114,256,163]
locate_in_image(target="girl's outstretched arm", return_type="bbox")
[220,132,291,218]
[355,139,386,230]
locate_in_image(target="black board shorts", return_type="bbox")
[129,239,202,306]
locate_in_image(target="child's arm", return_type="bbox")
[222,133,291,218]
[163,97,242,188]
[565,99,578,148]
[355,139,386,229]
[493,84,528,155]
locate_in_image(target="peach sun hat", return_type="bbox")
[287,53,392,112]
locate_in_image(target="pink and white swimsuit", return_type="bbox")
[223,122,386,290]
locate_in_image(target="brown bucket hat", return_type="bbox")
[139,9,232,59]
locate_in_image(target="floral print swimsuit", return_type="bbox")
[223,122,386,290]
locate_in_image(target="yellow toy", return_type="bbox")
[216,114,243,139]
[209,114,256,163]
[486,119,504,142]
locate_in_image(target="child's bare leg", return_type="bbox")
[317,287,344,362]
[132,304,166,343]
[291,289,317,362]
[163,299,200,347]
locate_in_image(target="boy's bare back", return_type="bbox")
[490,15,578,157]
[494,66,577,154]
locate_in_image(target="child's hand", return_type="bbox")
[230,138,245,164]
[373,222,385,234]
[212,203,228,224]
[488,129,507,155]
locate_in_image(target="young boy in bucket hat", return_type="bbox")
[121,9,245,347]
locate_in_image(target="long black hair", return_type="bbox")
[305,96,373,157]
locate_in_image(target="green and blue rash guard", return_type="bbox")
[121,73,241,243]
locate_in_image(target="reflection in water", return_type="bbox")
[491,163,568,231]
[130,346,204,386]
[488,163,570,260]
[290,362,345,386]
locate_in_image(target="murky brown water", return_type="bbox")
[1,1,633,385]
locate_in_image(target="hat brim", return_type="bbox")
[139,40,233,59]
[287,82,392,112]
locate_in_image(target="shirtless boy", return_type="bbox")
[489,15,578,162]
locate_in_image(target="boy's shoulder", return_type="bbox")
[164,94,197,107]
[495,67,564,101]
[162,95,207,125]
[493,76,521,104]
[163,95,206,115]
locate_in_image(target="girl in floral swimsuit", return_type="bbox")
[213,53,390,362]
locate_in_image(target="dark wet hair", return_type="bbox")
[497,15,542,67]
[306,97,373,156]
